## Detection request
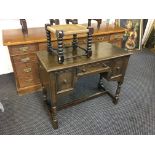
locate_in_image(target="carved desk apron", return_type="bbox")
[37,42,132,129]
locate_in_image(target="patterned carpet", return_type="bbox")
[0,49,155,135]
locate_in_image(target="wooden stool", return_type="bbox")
[45,24,94,64]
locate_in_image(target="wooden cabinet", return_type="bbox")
[3,24,125,95]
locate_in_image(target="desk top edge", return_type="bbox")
[3,24,125,46]
[37,42,132,72]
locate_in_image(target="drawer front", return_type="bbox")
[18,75,40,88]
[93,35,110,42]
[55,69,75,94]
[104,58,124,79]
[14,62,39,77]
[9,44,38,56]
[77,61,111,76]
[110,33,123,41]
[78,35,110,45]
[12,53,37,63]
[111,59,123,76]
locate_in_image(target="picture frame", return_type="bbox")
[118,19,143,50]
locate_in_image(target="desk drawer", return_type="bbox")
[18,75,40,88]
[14,62,39,77]
[12,53,37,63]
[93,35,110,42]
[77,61,110,76]
[55,69,76,94]
[111,59,123,76]
[110,33,123,41]
[9,44,38,56]
[78,35,110,45]
[104,58,124,80]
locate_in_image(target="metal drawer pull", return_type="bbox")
[25,79,33,83]
[63,79,67,84]
[102,63,108,67]
[116,67,120,70]
[82,68,86,72]
[24,68,32,73]
[19,46,29,52]
[21,57,30,62]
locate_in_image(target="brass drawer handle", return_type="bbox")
[82,68,86,72]
[21,57,30,62]
[98,37,104,41]
[24,68,32,73]
[25,79,33,83]
[19,46,29,52]
[102,63,107,67]
[116,67,121,70]
[63,79,67,84]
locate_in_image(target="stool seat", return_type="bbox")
[47,24,89,35]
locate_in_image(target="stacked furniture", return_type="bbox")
[3,23,125,95]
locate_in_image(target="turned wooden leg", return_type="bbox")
[72,34,78,49]
[45,24,53,53]
[86,27,94,58]
[113,81,122,104]
[56,30,64,64]
[49,74,58,129]
[51,106,58,129]
[42,87,47,103]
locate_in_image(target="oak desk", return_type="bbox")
[3,24,125,94]
[37,42,132,129]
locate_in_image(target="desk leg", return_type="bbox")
[39,65,48,103]
[49,74,58,129]
[98,73,123,104]
[42,87,47,103]
[51,106,58,129]
[113,81,122,104]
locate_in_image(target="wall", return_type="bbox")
[0,19,115,75]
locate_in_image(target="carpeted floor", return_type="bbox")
[0,49,155,135]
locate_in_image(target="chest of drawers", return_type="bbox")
[3,25,125,94]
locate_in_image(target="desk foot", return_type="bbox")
[51,106,58,129]
[98,74,122,104]
[113,81,122,104]
[106,81,122,104]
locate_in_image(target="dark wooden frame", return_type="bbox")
[45,23,94,64]
[37,42,132,129]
